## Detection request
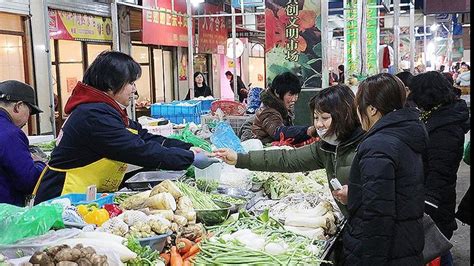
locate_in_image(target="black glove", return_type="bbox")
[192,152,221,169]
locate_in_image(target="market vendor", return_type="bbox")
[215,84,365,216]
[0,80,46,206]
[33,51,218,204]
[239,72,316,145]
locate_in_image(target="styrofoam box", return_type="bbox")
[143,123,174,136]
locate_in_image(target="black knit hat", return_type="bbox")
[0,80,42,115]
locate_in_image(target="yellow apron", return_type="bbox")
[33,128,138,196]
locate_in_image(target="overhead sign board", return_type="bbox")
[231,0,264,8]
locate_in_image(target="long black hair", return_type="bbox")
[83,51,142,94]
[194,72,208,88]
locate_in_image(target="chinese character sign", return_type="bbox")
[142,0,189,47]
[345,0,360,79]
[265,0,322,88]
[366,0,378,76]
[49,9,112,41]
[198,3,228,54]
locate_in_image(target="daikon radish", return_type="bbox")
[78,231,125,244]
[285,215,329,229]
[284,226,326,240]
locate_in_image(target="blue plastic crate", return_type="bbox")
[151,101,202,123]
[47,193,114,207]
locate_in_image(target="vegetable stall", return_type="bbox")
[1,121,345,265]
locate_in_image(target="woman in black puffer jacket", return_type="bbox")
[342,73,428,265]
[409,71,470,265]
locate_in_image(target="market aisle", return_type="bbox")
[451,132,471,265]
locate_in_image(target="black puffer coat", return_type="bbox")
[423,100,470,239]
[343,108,428,266]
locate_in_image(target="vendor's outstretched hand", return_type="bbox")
[212,148,238,165]
[192,152,221,169]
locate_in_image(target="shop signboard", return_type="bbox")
[265,0,322,89]
[366,0,378,76]
[345,0,359,80]
[231,0,264,8]
[142,0,189,47]
[197,3,228,54]
[48,9,112,41]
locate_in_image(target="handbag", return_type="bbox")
[423,213,453,263]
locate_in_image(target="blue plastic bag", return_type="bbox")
[246,87,263,114]
[210,121,246,153]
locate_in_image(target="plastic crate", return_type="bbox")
[201,114,251,134]
[151,101,201,124]
[47,193,114,207]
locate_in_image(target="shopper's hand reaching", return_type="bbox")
[212,148,238,165]
[192,152,221,169]
[332,185,348,205]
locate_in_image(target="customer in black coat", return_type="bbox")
[410,71,470,242]
[342,73,427,266]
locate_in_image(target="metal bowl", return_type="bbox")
[195,200,231,226]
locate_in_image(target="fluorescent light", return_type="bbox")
[190,0,204,6]
[388,10,407,14]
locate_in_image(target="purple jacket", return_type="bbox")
[0,109,45,206]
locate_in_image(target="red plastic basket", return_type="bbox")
[211,100,247,116]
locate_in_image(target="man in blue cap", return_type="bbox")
[0,80,46,206]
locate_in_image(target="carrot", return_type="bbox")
[183,260,193,266]
[182,244,200,260]
[170,246,183,266]
[176,238,193,255]
[160,252,171,265]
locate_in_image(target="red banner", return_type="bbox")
[197,4,228,54]
[142,0,189,47]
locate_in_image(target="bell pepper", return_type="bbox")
[83,208,110,226]
[103,203,123,217]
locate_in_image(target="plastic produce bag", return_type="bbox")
[246,87,263,114]
[0,203,64,245]
[168,124,212,152]
[210,121,246,153]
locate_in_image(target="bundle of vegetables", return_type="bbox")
[36,140,56,152]
[27,244,108,266]
[175,182,219,210]
[283,200,338,240]
[159,237,202,266]
[209,193,246,205]
[250,193,325,221]
[125,236,164,266]
[195,210,327,265]
[251,170,328,199]
[98,180,196,237]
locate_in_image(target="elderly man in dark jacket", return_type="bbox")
[0,80,45,206]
